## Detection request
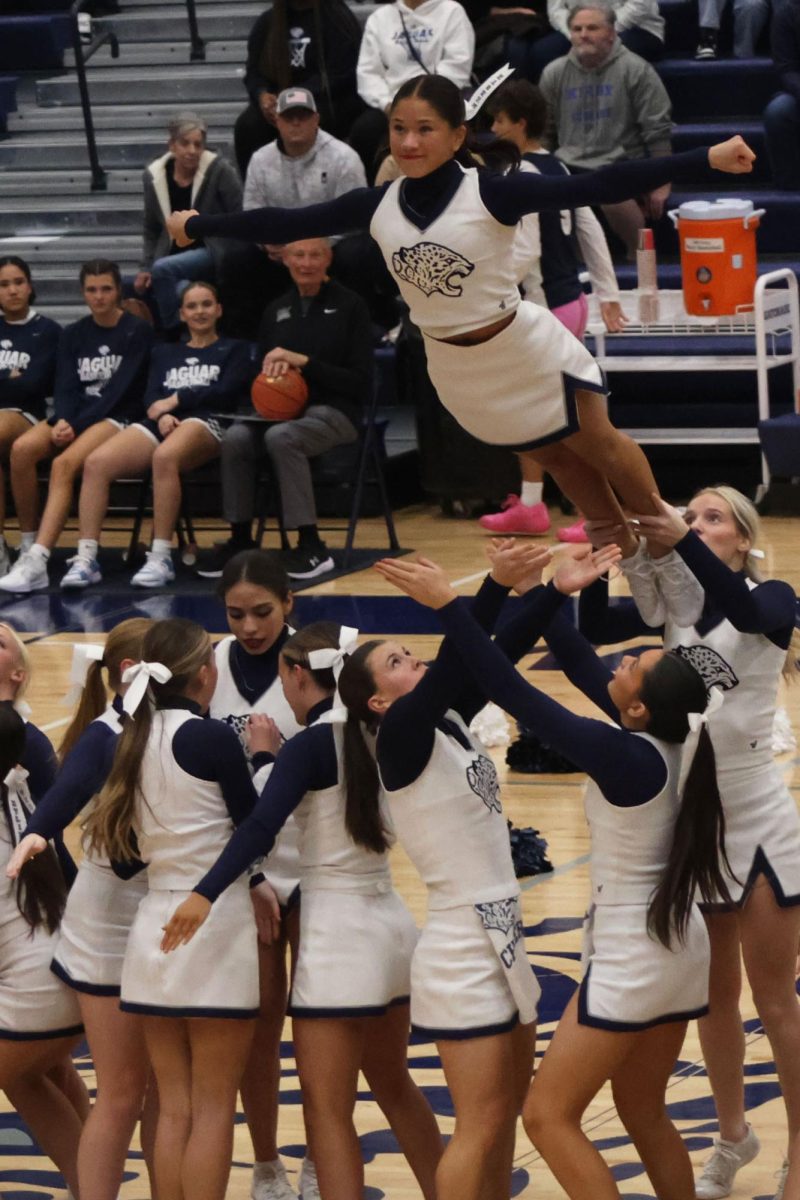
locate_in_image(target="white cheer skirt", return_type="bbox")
[579,902,710,1030]
[422,300,605,451]
[0,909,82,1040]
[289,885,418,1017]
[411,896,539,1040]
[121,881,258,1019]
[52,856,148,995]
[710,761,800,908]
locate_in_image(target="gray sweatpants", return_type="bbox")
[221,407,358,530]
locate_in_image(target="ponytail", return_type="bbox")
[59,658,107,763]
[337,641,387,854]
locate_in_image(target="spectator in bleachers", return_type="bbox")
[233,0,364,178]
[0,256,61,576]
[57,282,253,591]
[0,259,153,595]
[350,0,476,181]
[539,3,672,257]
[508,0,664,80]
[695,0,769,58]
[223,86,396,336]
[197,238,373,583]
[763,0,800,186]
[134,113,242,335]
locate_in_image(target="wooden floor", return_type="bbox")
[3,504,799,1200]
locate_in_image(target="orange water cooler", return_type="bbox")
[669,199,765,315]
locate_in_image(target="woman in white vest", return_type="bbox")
[162,621,443,1200]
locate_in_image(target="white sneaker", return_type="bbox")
[60,556,102,590]
[298,1157,320,1200]
[0,549,49,594]
[250,1158,295,1200]
[619,540,665,627]
[774,1157,789,1200]
[131,552,175,589]
[653,549,705,628]
[695,1124,761,1199]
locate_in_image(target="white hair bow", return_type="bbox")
[62,642,105,706]
[687,685,725,733]
[307,626,359,682]
[4,764,29,791]
[3,764,33,846]
[464,63,515,123]
[13,699,31,722]
[121,661,173,716]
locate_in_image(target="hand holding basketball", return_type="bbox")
[251,368,309,421]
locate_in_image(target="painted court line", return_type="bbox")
[521,852,591,890]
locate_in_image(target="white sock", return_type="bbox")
[520,482,543,507]
[77,538,99,562]
[150,538,172,558]
[30,543,50,562]
[20,531,35,553]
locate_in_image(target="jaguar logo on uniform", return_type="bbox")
[466,754,501,814]
[672,644,739,692]
[392,242,475,298]
[475,897,525,967]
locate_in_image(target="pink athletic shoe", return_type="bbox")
[557,520,589,544]
[479,497,551,535]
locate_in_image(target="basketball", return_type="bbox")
[251,367,309,420]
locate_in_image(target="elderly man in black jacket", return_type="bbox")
[199,238,373,581]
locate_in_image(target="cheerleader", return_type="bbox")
[0,702,86,1196]
[60,281,254,591]
[163,620,443,1200]
[376,550,728,1200]
[7,618,155,1200]
[211,549,311,1200]
[0,258,154,595]
[82,618,261,1200]
[624,488,800,1200]
[166,73,753,542]
[0,256,61,574]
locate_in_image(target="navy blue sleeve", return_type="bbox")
[437,598,667,805]
[51,324,84,426]
[174,340,254,416]
[21,722,58,802]
[172,718,259,825]
[25,723,117,840]
[676,531,796,648]
[479,147,714,225]
[578,575,657,644]
[542,607,621,722]
[186,186,387,244]
[194,723,338,902]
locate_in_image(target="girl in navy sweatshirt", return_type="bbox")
[59,280,252,591]
[0,258,154,595]
[0,256,61,576]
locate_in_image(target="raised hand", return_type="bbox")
[6,832,47,879]
[631,493,690,548]
[374,556,457,609]
[486,538,552,590]
[160,892,211,953]
[553,543,622,595]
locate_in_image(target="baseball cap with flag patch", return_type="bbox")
[276,87,317,115]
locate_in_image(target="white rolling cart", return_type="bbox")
[586,268,800,500]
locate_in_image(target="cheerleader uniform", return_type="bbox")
[23,698,148,996]
[193,697,418,1018]
[133,337,254,445]
[120,700,260,1018]
[185,146,718,451]
[0,764,82,1040]
[210,630,303,910]
[431,584,712,1030]
[0,309,61,425]
[662,531,800,907]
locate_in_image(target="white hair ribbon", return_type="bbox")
[748,548,766,560]
[307,626,359,682]
[678,686,724,794]
[464,63,515,123]
[62,642,105,706]
[3,765,33,847]
[121,661,173,716]
[13,699,31,722]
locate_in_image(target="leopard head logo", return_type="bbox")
[392,242,475,298]
[672,644,739,693]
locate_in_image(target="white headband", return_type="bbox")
[121,661,173,715]
[307,626,359,682]
[464,63,515,123]
[63,642,105,706]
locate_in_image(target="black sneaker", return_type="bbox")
[282,543,335,580]
[695,27,718,58]
[194,539,257,579]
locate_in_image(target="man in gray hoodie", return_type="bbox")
[539,3,672,257]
